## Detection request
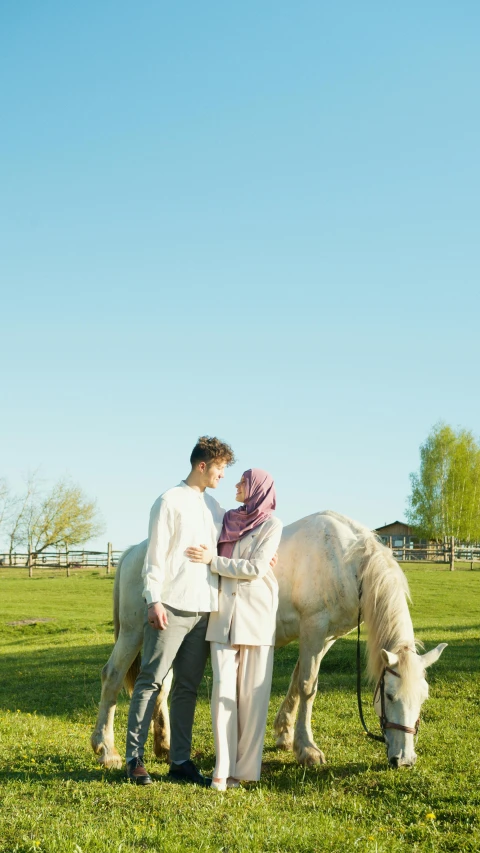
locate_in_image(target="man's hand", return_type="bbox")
[185,544,213,565]
[270,551,278,570]
[147,602,169,630]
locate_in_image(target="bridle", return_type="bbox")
[373,666,419,737]
[356,588,420,744]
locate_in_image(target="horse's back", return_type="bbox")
[274,511,366,645]
[276,511,361,585]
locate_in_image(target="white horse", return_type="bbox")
[91,511,446,770]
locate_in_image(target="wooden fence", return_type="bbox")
[1,538,479,577]
[0,544,123,577]
[387,538,480,570]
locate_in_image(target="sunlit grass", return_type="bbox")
[0,568,478,852]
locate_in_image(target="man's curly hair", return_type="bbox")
[190,435,236,468]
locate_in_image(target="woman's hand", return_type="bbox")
[185,544,213,565]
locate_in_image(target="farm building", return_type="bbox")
[374,521,480,562]
[374,521,417,549]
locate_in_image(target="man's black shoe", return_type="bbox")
[168,759,212,787]
[126,757,152,785]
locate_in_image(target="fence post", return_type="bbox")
[66,549,70,578]
[107,542,112,574]
[28,545,33,578]
[450,536,455,571]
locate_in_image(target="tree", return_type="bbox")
[3,473,104,560]
[0,478,11,532]
[0,479,16,561]
[18,477,105,556]
[5,472,40,562]
[407,423,480,543]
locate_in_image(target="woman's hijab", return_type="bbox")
[217,468,276,558]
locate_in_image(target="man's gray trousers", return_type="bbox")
[126,605,210,764]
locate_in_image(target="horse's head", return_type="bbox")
[374,643,447,768]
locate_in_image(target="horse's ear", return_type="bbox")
[420,643,448,669]
[381,649,399,667]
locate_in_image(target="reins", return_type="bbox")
[356,589,384,742]
[356,586,420,743]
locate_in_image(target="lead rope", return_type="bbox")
[356,586,385,743]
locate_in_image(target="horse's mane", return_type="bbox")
[335,518,420,690]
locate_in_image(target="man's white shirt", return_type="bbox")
[142,481,225,612]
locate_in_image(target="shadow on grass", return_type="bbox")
[0,762,191,787]
[0,754,384,791]
[272,635,479,698]
[0,635,477,719]
[0,760,125,786]
[0,641,116,716]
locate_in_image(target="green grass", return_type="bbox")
[0,567,478,852]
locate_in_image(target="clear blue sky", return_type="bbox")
[1,1,479,550]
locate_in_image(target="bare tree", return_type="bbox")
[7,472,40,564]
[0,478,15,561]
[0,478,11,531]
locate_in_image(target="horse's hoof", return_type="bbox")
[100,751,123,770]
[275,733,294,752]
[294,745,326,766]
[91,737,123,770]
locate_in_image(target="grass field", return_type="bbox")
[0,565,478,853]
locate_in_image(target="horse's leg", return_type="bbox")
[274,658,300,751]
[294,627,336,766]
[90,630,143,768]
[152,667,173,759]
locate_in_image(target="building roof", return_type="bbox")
[374,520,412,534]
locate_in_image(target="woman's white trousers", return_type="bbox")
[210,640,274,781]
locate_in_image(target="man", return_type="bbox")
[125,435,234,786]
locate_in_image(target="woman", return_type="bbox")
[186,468,282,791]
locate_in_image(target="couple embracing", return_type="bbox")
[126,435,283,791]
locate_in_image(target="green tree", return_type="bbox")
[407,423,480,542]
[10,475,104,556]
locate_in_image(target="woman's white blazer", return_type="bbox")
[206,516,283,647]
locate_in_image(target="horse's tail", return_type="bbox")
[113,544,142,695]
[125,653,142,696]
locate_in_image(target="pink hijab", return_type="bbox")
[217,468,276,558]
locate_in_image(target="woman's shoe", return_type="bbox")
[226,777,241,788]
[211,779,227,791]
